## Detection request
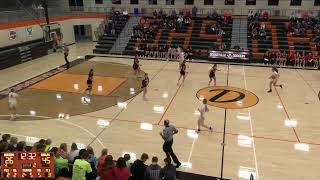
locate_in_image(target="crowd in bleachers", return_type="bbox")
[248,11,269,40]
[263,50,319,67]
[0,133,178,180]
[206,11,232,36]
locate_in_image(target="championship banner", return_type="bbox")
[209,50,249,60]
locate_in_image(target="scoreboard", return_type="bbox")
[1,152,55,178]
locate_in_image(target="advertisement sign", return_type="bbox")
[209,50,249,60]
[9,30,17,40]
[26,27,33,37]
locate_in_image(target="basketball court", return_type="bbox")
[0,43,319,180]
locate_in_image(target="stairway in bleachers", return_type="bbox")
[93,15,129,54]
[109,17,140,54]
[231,16,248,49]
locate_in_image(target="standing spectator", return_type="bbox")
[97,148,108,174]
[68,143,79,162]
[123,153,132,169]
[54,147,69,176]
[58,143,68,159]
[16,141,26,151]
[192,6,197,17]
[72,150,92,180]
[8,137,18,152]
[44,139,52,152]
[160,158,176,180]
[131,153,149,180]
[144,156,161,180]
[115,157,130,180]
[86,146,97,179]
[159,120,181,168]
[0,134,11,143]
[63,44,70,69]
[100,155,116,180]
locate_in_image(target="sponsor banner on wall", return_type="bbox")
[8,30,17,40]
[209,50,249,60]
[26,26,33,37]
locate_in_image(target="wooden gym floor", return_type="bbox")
[0,43,319,180]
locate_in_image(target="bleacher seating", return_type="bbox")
[93,15,129,54]
[123,16,232,57]
[248,19,318,60]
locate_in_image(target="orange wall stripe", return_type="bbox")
[0,14,105,30]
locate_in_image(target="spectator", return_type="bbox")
[131,153,149,180]
[100,155,116,180]
[55,168,71,180]
[0,134,11,143]
[58,143,68,159]
[44,138,52,152]
[0,141,8,153]
[87,146,97,167]
[160,157,176,180]
[72,150,92,180]
[192,6,197,17]
[115,157,130,180]
[8,137,18,152]
[54,147,68,176]
[97,148,108,174]
[86,146,98,179]
[144,156,161,180]
[123,153,132,169]
[68,143,79,162]
[259,29,266,40]
[16,141,26,151]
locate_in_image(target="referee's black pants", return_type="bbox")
[64,53,70,69]
[163,140,180,165]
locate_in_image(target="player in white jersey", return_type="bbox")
[8,89,18,120]
[267,67,283,93]
[197,99,212,132]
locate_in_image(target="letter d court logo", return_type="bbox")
[196,86,259,109]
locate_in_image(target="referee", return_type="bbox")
[159,119,181,168]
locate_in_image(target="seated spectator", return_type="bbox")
[260,22,265,30]
[252,28,258,39]
[144,156,161,180]
[263,11,269,21]
[8,137,18,152]
[160,157,176,180]
[72,150,92,180]
[115,157,130,180]
[68,143,79,162]
[100,155,116,180]
[263,51,270,64]
[131,153,149,180]
[259,30,266,40]
[305,52,313,67]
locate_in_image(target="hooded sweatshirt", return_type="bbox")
[144,163,161,180]
[160,164,176,180]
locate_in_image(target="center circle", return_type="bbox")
[196,86,259,109]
